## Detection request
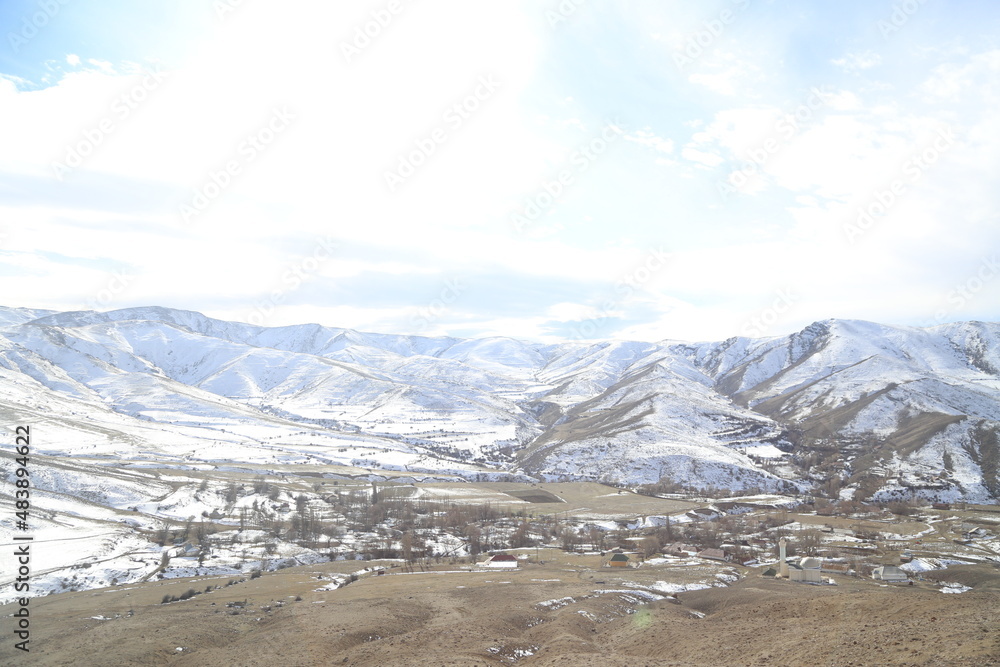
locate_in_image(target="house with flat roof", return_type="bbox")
[872,565,908,582]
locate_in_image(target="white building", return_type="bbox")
[872,565,908,582]
[788,558,823,583]
[483,554,518,569]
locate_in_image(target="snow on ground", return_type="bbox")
[736,444,788,458]
[592,588,666,602]
[939,582,972,593]
[900,557,968,573]
[628,515,672,529]
[627,580,713,594]
[535,596,576,610]
[0,522,157,604]
[713,494,800,507]
[641,557,704,567]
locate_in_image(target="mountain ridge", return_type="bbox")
[2,305,998,501]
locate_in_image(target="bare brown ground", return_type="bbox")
[3,559,998,666]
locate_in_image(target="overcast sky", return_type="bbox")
[1,0,998,342]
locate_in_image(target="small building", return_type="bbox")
[788,563,823,583]
[608,553,630,568]
[664,542,697,557]
[483,553,518,569]
[872,565,908,582]
[697,548,731,563]
[788,557,823,583]
[932,502,950,510]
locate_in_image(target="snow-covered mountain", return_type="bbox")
[2,306,999,501]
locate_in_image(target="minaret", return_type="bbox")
[778,537,789,578]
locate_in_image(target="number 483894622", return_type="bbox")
[15,425,30,526]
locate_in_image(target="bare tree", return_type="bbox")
[640,536,660,559]
[401,531,414,563]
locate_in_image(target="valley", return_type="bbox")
[1,305,999,663]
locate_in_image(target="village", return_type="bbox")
[6,480,999,665]
[138,477,1000,598]
[414,492,999,595]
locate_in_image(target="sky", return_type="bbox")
[1,0,998,343]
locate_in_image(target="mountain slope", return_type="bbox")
[2,306,999,500]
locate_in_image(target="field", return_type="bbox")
[418,481,700,517]
[2,550,998,666]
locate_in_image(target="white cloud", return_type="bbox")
[686,52,762,97]
[624,128,674,153]
[0,2,998,341]
[688,71,739,96]
[86,59,115,74]
[831,51,881,72]
[546,302,604,322]
[920,49,1000,101]
[681,147,724,167]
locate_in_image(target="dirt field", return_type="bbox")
[472,482,700,518]
[4,555,998,666]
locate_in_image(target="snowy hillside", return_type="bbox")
[1,306,999,500]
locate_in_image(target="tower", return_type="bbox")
[778,537,789,578]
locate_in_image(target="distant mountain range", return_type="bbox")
[2,306,998,502]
